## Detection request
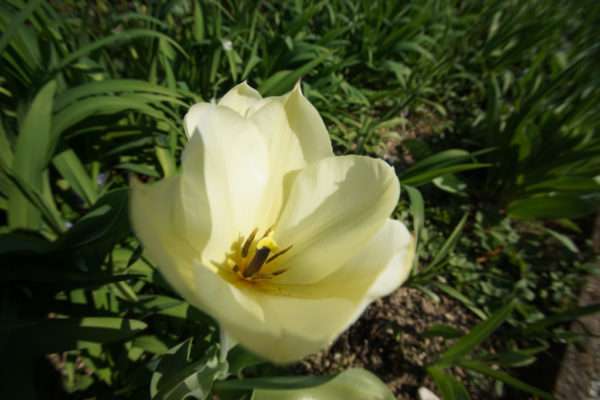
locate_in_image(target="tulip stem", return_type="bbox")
[219,326,237,362]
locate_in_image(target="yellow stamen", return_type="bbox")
[256,232,278,253]
[228,228,289,281]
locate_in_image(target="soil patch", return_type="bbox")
[292,287,490,399]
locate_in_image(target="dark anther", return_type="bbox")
[267,245,293,263]
[243,247,271,278]
[241,228,258,257]
[260,226,274,239]
[271,269,287,276]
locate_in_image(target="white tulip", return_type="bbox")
[130,82,414,363]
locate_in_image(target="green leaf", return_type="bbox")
[508,195,596,219]
[434,283,487,320]
[544,228,579,253]
[54,79,183,111]
[401,149,470,176]
[135,295,211,323]
[259,55,328,96]
[427,367,470,400]
[215,376,335,392]
[132,335,171,355]
[250,369,395,400]
[458,360,553,400]
[423,324,464,339]
[405,185,424,244]
[523,177,600,195]
[522,303,600,334]
[1,165,64,233]
[432,174,468,196]
[429,213,468,268]
[151,340,227,400]
[53,149,97,205]
[227,346,264,376]
[0,0,42,56]
[7,80,56,230]
[52,29,188,73]
[0,117,14,167]
[193,0,205,42]
[401,163,490,186]
[0,231,53,255]
[436,300,515,366]
[60,188,129,250]
[2,317,147,354]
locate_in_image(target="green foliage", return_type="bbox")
[1,0,598,399]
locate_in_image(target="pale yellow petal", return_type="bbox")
[280,83,333,162]
[272,155,400,284]
[226,294,356,363]
[229,219,414,364]
[191,263,267,326]
[217,82,263,117]
[314,218,415,300]
[248,100,306,226]
[129,176,199,302]
[181,103,270,262]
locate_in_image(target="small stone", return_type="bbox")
[418,387,441,400]
[422,301,436,315]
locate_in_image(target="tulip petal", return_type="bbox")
[280,83,333,162]
[130,176,199,302]
[314,218,415,300]
[217,82,263,117]
[233,295,355,363]
[273,155,400,284]
[228,219,413,363]
[249,100,308,225]
[182,103,270,261]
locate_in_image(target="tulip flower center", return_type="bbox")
[225,227,292,282]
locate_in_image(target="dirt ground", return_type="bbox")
[293,287,488,399]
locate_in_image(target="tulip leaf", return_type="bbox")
[544,227,579,253]
[405,185,424,245]
[7,80,56,230]
[259,54,328,96]
[227,346,265,376]
[427,367,470,400]
[521,303,600,334]
[249,369,395,400]
[132,335,172,355]
[0,0,42,56]
[400,163,491,186]
[54,79,183,111]
[51,29,188,74]
[457,360,553,399]
[507,194,597,219]
[1,263,139,287]
[399,149,492,186]
[423,324,464,339]
[53,148,97,206]
[150,339,228,400]
[433,283,487,320]
[436,300,515,366]
[429,212,468,269]
[0,230,53,255]
[60,188,130,250]
[1,164,65,233]
[214,375,336,392]
[2,317,147,354]
[135,295,214,324]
